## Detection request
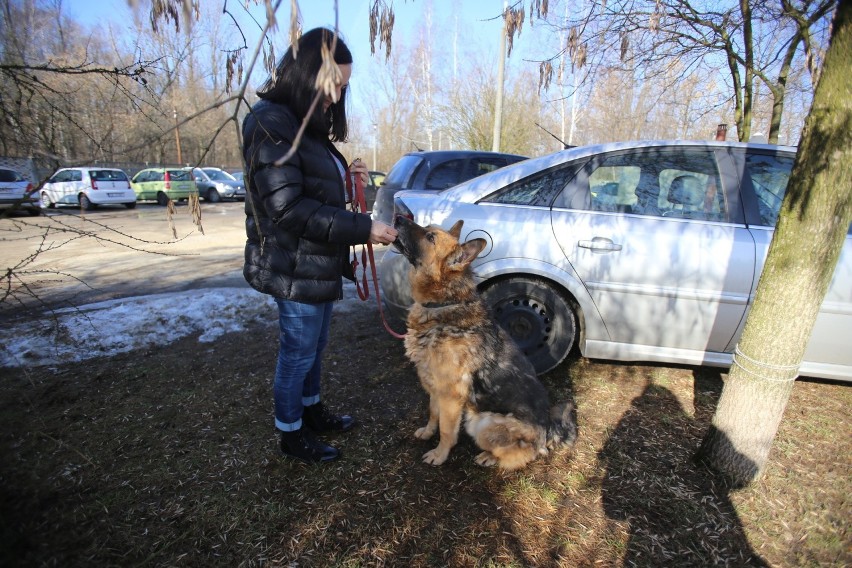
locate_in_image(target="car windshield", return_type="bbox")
[90,170,128,181]
[383,155,423,187]
[202,168,236,181]
[0,169,25,182]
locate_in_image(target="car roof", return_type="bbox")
[402,149,527,160]
[59,166,126,171]
[443,139,797,202]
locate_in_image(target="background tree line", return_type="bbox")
[0,0,832,179]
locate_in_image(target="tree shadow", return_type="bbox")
[598,377,769,567]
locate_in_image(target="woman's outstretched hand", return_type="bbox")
[369,220,398,245]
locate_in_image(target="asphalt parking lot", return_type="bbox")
[0,202,387,318]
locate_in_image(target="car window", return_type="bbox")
[202,168,235,181]
[90,170,128,181]
[0,169,24,182]
[425,159,464,189]
[462,157,510,183]
[70,170,83,182]
[151,171,164,182]
[577,149,727,221]
[744,153,794,227]
[485,165,581,207]
[167,169,191,181]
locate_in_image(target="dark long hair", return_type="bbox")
[257,27,353,142]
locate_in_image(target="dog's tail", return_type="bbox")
[547,401,577,449]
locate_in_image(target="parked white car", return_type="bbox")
[380,140,852,382]
[41,167,137,210]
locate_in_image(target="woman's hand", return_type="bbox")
[350,158,369,186]
[369,220,398,245]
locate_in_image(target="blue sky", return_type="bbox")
[61,0,545,128]
[62,0,530,76]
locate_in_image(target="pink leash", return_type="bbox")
[347,167,406,339]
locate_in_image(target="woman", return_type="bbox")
[242,28,397,464]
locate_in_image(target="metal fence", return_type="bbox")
[0,156,242,185]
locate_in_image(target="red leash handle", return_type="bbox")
[347,165,406,339]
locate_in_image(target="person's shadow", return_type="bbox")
[598,375,768,567]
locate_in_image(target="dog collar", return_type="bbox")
[420,300,471,309]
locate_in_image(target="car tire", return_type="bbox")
[80,194,97,211]
[156,192,169,206]
[27,208,41,216]
[481,277,576,375]
[40,192,54,209]
[206,189,221,203]
[124,202,137,209]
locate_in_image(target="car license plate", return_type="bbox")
[0,188,11,193]
[107,193,123,197]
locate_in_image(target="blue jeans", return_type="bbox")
[273,298,334,432]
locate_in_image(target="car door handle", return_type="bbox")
[578,237,623,252]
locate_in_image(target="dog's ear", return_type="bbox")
[448,219,464,239]
[448,238,487,270]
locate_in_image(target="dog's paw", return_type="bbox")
[422,448,449,466]
[474,451,498,468]
[414,426,436,440]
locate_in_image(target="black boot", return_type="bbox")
[303,402,355,433]
[279,427,339,463]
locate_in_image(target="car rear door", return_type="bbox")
[92,170,129,196]
[550,146,756,359]
[167,169,195,195]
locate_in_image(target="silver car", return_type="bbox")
[190,167,245,202]
[379,140,852,382]
[0,168,40,216]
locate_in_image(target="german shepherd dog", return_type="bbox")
[392,216,577,470]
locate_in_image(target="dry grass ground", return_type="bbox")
[1,301,849,567]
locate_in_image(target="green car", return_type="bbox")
[131,168,198,206]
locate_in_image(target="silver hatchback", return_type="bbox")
[379,140,852,382]
[190,167,245,202]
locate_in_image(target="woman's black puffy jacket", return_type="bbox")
[242,99,372,302]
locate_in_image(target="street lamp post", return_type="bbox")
[492,1,508,153]
[173,108,183,165]
[372,122,378,171]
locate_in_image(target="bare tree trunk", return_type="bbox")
[698,2,852,486]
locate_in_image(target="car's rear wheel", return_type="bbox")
[481,277,576,374]
[40,192,54,209]
[124,202,137,209]
[156,192,169,206]
[80,194,97,211]
[206,189,221,203]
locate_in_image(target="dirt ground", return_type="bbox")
[1,297,850,567]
